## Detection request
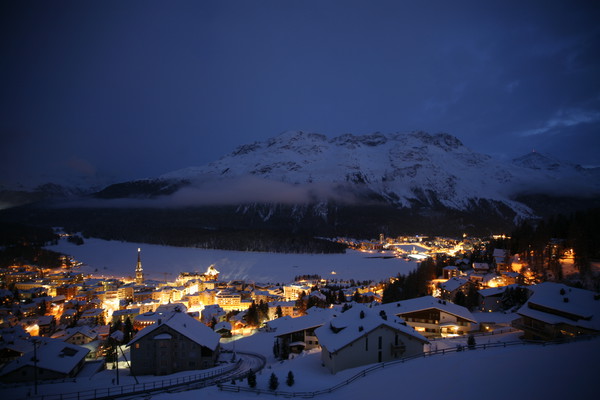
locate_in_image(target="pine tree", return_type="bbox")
[286,371,295,387]
[269,373,279,390]
[275,305,283,319]
[247,369,257,388]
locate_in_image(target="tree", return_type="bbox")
[269,373,279,390]
[123,317,134,343]
[245,302,259,327]
[275,305,283,319]
[454,291,466,307]
[210,317,217,330]
[247,369,256,388]
[258,301,269,323]
[286,370,295,387]
[467,334,476,350]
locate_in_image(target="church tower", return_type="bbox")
[135,248,144,284]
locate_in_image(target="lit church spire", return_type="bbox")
[135,247,144,284]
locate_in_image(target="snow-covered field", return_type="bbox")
[164,334,598,400]
[46,237,417,283]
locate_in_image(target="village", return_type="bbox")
[0,233,599,397]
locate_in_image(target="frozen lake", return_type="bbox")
[47,237,417,284]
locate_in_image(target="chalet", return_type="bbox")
[380,296,477,337]
[515,282,600,340]
[37,315,56,337]
[214,321,232,337]
[492,249,510,271]
[440,276,470,301]
[0,338,89,383]
[128,310,220,375]
[315,305,428,374]
[472,262,491,273]
[442,266,460,279]
[273,308,333,358]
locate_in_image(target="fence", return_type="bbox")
[427,326,518,341]
[25,359,241,400]
[218,334,598,398]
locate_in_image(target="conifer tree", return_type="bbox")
[269,373,279,390]
[286,371,295,387]
[247,369,257,388]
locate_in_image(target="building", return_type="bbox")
[380,296,477,337]
[283,283,311,301]
[215,291,242,311]
[273,308,333,358]
[0,338,89,383]
[514,282,600,340]
[439,276,470,301]
[127,310,220,375]
[135,248,144,285]
[315,305,428,374]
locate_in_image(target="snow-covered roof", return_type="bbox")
[517,282,600,331]
[478,284,521,297]
[214,321,232,331]
[493,249,508,258]
[128,311,220,351]
[52,326,98,341]
[315,304,428,354]
[380,296,477,323]
[440,276,469,292]
[265,315,293,331]
[473,262,490,270]
[275,308,335,337]
[0,338,89,376]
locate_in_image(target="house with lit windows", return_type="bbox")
[514,282,600,340]
[380,296,477,337]
[315,305,428,374]
[273,308,334,358]
[127,310,220,375]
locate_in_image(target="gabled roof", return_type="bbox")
[0,338,89,376]
[440,276,469,292]
[380,296,477,323]
[315,304,427,354]
[128,311,220,351]
[517,282,600,331]
[274,308,335,337]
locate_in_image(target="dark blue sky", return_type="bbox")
[1,1,599,187]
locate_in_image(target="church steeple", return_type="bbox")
[135,248,144,284]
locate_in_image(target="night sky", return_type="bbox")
[1,1,599,187]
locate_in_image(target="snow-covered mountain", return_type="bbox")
[158,130,599,220]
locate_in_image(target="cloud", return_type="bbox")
[520,108,600,137]
[60,176,366,209]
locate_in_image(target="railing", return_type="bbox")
[218,334,599,398]
[24,360,241,400]
[427,326,518,341]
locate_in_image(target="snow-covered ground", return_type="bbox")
[159,333,598,400]
[4,315,597,399]
[46,237,417,283]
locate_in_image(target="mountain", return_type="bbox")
[2,131,599,243]
[156,130,599,217]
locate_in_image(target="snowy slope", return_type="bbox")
[160,131,600,218]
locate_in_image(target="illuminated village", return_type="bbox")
[1,231,598,398]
